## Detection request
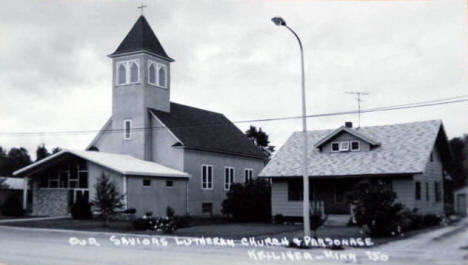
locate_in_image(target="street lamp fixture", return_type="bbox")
[271,17,311,237]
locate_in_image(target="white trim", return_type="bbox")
[350,140,360,152]
[339,141,350,151]
[201,164,213,190]
[13,149,191,178]
[123,119,132,140]
[123,175,128,209]
[224,167,235,191]
[331,142,340,153]
[115,59,140,86]
[147,60,168,89]
[22,177,28,210]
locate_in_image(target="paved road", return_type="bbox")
[0,221,467,265]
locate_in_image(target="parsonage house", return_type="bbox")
[13,15,266,217]
[258,120,454,217]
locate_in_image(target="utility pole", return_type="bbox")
[346,91,369,128]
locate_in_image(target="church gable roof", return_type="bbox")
[111,15,173,61]
[150,103,267,159]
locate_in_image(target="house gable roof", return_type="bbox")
[110,15,173,61]
[149,103,266,159]
[259,120,452,178]
[314,126,380,148]
[13,149,190,178]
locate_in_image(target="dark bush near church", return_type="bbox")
[1,195,24,217]
[71,199,92,220]
[132,218,151,231]
[222,179,271,222]
[347,180,403,237]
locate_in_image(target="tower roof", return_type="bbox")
[111,15,173,61]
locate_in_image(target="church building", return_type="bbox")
[13,15,266,217]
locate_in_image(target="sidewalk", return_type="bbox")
[0,216,68,224]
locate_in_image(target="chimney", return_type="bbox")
[345,121,353,128]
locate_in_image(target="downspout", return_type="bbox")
[186,179,189,215]
[22,177,28,210]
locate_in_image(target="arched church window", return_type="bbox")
[130,62,139,83]
[149,64,156,85]
[118,64,126,84]
[158,66,166,88]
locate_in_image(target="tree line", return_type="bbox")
[0,144,61,177]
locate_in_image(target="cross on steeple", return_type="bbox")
[137,3,147,15]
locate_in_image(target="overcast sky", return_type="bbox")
[1,0,467,159]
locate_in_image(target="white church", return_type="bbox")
[14,15,266,217]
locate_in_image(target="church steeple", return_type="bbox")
[110,15,174,62]
[109,14,173,160]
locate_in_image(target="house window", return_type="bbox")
[124,120,132,140]
[351,141,360,152]
[434,181,441,202]
[244,169,253,183]
[415,181,421,200]
[143,179,151,187]
[224,167,234,190]
[339,141,350,151]
[202,202,213,214]
[166,180,173,187]
[331,142,340,152]
[201,165,213,190]
[426,182,430,201]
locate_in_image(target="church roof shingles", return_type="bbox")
[150,103,267,159]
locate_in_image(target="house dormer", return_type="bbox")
[314,122,380,153]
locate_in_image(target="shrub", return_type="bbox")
[423,214,441,227]
[132,218,151,231]
[71,199,92,220]
[1,195,24,217]
[347,180,403,237]
[166,206,175,218]
[274,214,284,224]
[122,208,136,214]
[222,179,271,222]
[173,215,192,228]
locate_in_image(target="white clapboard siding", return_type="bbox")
[271,180,302,217]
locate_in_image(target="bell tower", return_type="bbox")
[108,15,174,160]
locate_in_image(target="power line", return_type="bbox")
[1,94,468,137]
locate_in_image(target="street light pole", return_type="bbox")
[272,17,310,237]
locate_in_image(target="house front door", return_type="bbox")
[457,194,467,216]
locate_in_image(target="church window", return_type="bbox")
[148,60,167,88]
[149,63,156,85]
[130,62,139,83]
[201,165,213,190]
[224,167,234,190]
[158,65,167,88]
[118,64,126,85]
[124,119,132,140]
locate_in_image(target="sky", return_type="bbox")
[1,0,468,160]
